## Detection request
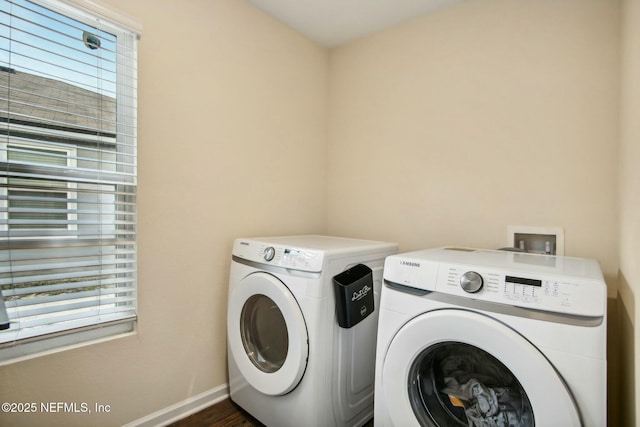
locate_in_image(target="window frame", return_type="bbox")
[0,0,141,364]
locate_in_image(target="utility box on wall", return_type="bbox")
[507,226,564,255]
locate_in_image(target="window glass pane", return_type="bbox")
[9,189,67,229]
[8,146,67,165]
[7,144,72,230]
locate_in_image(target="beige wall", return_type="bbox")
[327,0,620,288]
[0,0,633,426]
[620,0,640,424]
[0,1,328,426]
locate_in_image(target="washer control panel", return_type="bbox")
[438,265,602,317]
[383,248,606,317]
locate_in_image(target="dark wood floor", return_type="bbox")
[168,399,264,427]
[168,398,374,427]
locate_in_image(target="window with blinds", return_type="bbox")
[0,0,139,361]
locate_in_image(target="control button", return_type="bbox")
[460,271,483,293]
[264,246,275,262]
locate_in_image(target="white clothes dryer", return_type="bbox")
[374,247,607,427]
[227,235,397,427]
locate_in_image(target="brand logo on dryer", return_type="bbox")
[352,285,372,302]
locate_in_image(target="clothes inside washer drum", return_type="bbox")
[436,345,534,427]
[442,377,532,427]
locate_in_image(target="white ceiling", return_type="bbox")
[247,0,464,48]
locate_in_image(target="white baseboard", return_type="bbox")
[123,383,230,427]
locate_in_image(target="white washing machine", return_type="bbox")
[227,235,397,427]
[374,247,607,427]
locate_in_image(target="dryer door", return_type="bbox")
[227,272,308,396]
[381,309,581,427]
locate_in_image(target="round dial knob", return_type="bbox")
[460,271,483,293]
[264,246,275,262]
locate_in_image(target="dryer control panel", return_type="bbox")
[233,239,324,272]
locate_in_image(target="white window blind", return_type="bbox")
[0,0,139,361]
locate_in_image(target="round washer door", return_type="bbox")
[228,272,309,396]
[382,309,581,427]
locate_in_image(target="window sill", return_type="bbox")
[0,320,137,366]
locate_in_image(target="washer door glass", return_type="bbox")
[227,272,309,396]
[241,294,289,373]
[408,341,534,427]
[381,309,581,427]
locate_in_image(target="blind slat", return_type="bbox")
[3,279,136,299]
[0,250,136,265]
[7,289,136,312]
[7,306,136,330]
[0,267,136,286]
[1,257,134,273]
